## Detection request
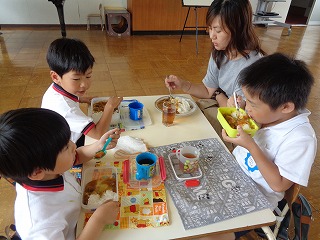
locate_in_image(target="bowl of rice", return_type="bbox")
[217,107,259,138]
[155,95,197,116]
[81,166,118,212]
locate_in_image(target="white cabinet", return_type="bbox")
[253,0,292,35]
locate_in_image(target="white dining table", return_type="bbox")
[76,94,276,240]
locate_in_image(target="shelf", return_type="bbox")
[253,14,282,19]
[253,0,291,36]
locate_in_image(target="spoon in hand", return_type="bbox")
[94,137,112,159]
[233,92,240,118]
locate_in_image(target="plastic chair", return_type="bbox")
[261,184,301,240]
[87,3,104,31]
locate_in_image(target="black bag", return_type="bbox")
[254,194,312,240]
[292,194,312,240]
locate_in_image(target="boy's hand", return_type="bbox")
[99,128,121,150]
[222,126,255,150]
[105,96,123,110]
[93,201,120,225]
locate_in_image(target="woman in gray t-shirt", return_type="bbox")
[165,0,265,108]
[164,0,265,146]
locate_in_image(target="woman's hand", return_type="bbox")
[226,95,236,107]
[165,75,190,91]
[226,95,244,108]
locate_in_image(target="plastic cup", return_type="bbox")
[135,152,158,180]
[162,101,176,127]
[176,146,200,173]
[129,101,144,120]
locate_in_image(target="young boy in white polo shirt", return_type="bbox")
[201,53,316,240]
[41,38,122,147]
[0,108,120,240]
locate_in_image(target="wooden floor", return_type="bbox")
[0,25,319,239]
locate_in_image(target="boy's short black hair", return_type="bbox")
[46,38,95,77]
[238,53,314,110]
[0,108,71,183]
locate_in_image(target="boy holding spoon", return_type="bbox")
[200,53,316,239]
[0,108,120,240]
[41,38,123,147]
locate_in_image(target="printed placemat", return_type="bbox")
[82,159,170,230]
[150,138,272,230]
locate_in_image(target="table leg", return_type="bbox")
[48,0,66,37]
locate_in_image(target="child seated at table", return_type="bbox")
[202,53,316,239]
[41,37,123,147]
[0,108,120,240]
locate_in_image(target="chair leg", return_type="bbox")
[261,226,277,240]
[87,18,90,30]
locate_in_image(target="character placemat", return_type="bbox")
[82,159,170,230]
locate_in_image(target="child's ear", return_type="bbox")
[281,102,295,113]
[28,168,46,181]
[50,70,61,85]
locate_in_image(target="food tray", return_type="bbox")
[81,166,118,212]
[122,155,166,189]
[90,97,120,126]
[154,95,197,117]
[168,153,202,181]
[88,98,152,131]
[217,107,259,138]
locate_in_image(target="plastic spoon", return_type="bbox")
[233,92,240,118]
[94,137,112,159]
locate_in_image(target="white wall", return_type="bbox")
[308,0,320,25]
[0,0,318,25]
[0,0,127,25]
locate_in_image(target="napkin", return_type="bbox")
[114,136,147,154]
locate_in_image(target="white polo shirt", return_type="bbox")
[232,109,317,209]
[15,171,81,240]
[41,83,95,143]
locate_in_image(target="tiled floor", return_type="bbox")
[0,25,319,239]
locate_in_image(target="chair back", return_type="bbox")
[284,183,300,209]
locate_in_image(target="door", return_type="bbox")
[286,0,316,24]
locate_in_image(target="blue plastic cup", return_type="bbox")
[135,152,157,180]
[128,101,144,120]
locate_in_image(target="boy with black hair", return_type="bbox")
[0,108,120,240]
[42,38,122,147]
[202,53,317,240]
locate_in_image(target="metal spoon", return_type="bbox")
[94,137,112,159]
[166,75,174,100]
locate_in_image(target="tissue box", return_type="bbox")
[217,107,259,138]
[81,166,118,212]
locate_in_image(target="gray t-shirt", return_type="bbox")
[202,51,263,97]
